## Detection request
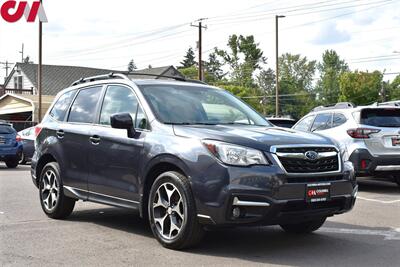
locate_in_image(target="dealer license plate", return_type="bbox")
[306,183,331,203]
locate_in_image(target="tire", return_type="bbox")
[280,217,327,234]
[39,162,75,219]
[5,158,18,168]
[395,176,400,187]
[148,171,204,250]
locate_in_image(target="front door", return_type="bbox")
[87,85,147,204]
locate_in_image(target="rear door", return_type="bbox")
[62,86,103,190]
[359,108,400,155]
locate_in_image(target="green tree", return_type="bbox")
[338,70,383,105]
[278,53,317,118]
[215,34,266,86]
[180,47,197,68]
[256,68,276,115]
[316,50,349,105]
[128,59,137,72]
[388,75,400,100]
[205,52,225,82]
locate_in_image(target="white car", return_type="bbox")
[293,102,400,187]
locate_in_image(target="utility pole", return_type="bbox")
[275,15,285,117]
[19,44,24,63]
[0,61,14,78]
[191,19,207,81]
[38,1,43,122]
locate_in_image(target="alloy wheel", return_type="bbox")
[41,170,59,211]
[152,182,185,240]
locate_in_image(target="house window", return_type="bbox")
[14,76,23,89]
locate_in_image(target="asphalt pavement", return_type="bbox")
[1,164,399,267]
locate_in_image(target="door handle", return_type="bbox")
[90,135,101,145]
[56,130,65,139]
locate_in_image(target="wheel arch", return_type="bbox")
[140,154,191,218]
[35,153,58,187]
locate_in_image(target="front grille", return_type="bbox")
[275,146,340,174]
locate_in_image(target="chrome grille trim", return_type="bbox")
[270,144,342,176]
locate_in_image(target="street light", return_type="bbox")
[275,15,285,117]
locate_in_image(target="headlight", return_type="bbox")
[202,140,269,166]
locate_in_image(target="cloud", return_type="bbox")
[311,22,351,45]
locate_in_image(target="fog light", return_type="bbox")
[232,207,241,218]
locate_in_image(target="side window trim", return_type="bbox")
[97,84,150,131]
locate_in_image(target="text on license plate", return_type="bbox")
[306,183,331,203]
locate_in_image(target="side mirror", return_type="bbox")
[110,113,136,138]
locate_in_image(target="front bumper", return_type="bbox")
[349,149,400,176]
[194,161,357,226]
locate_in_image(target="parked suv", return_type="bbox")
[0,122,23,168]
[293,102,400,187]
[31,74,357,249]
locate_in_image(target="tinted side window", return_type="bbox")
[68,86,102,123]
[311,113,332,132]
[50,90,77,121]
[332,113,347,128]
[99,85,138,126]
[293,116,315,132]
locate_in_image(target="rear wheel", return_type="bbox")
[5,158,18,168]
[148,171,204,250]
[280,217,326,234]
[39,162,75,219]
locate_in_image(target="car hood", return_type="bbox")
[173,125,335,151]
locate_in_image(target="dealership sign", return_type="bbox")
[1,1,47,23]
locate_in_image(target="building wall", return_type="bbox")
[5,69,35,92]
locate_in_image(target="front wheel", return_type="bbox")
[280,217,327,234]
[148,171,204,250]
[39,162,75,219]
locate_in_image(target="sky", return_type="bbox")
[1,0,400,83]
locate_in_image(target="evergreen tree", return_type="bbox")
[180,47,197,68]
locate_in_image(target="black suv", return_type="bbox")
[32,73,357,249]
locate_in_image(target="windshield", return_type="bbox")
[360,108,400,127]
[0,125,15,134]
[139,84,271,126]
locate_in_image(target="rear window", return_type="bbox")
[360,108,400,127]
[0,125,15,134]
[68,86,102,123]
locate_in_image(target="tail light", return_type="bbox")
[347,128,381,139]
[16,135,22,142]
[34,125,43,138]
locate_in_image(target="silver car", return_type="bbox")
[293,102,400,187]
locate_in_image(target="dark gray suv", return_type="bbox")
[31,73,357,249]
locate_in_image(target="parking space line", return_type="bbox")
[0,211,4,214]
[357,196,400,204]
[319,227,400,240]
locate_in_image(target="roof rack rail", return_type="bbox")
[71,73,129,86]
[312,102,355,112]
[126,72,189,82]
[376,100,400,107]
[71,72,208,87]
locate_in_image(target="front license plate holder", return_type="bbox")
[306,183,331,203]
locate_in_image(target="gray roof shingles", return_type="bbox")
[10,63,182,96]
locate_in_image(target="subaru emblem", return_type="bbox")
[305,151,318,161]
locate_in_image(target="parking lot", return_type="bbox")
[1,163,399,267]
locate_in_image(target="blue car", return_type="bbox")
[0,122,23,168]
